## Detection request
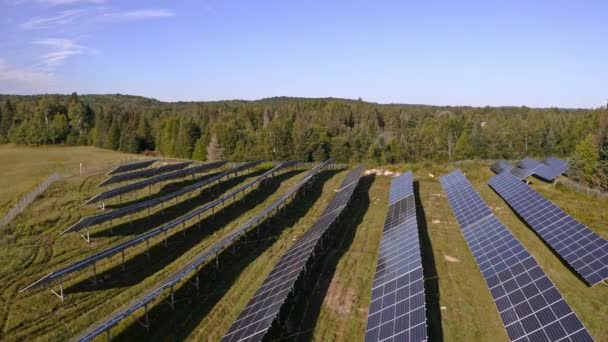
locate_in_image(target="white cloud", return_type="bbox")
[20,9,85,29]
[101,9,175,20]
[0,58,54,93]
[32,38,90,68]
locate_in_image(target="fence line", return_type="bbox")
[556,177,608,200]
[0,173,62,228]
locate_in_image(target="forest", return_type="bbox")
[0,93,606,190]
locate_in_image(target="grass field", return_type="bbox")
[0,144,147,217]
[0,146,607,341]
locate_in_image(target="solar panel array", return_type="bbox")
[221,166,363,342]
[510,167,535,181]
[490,160,515,174]
[22,161,299,293]
[107,160,157,175]
[440,170,592,342]
[98,161,192,187]
[64,161,260,235]
[85,161,228,204]
[69,159,334,342]
[489,172,608,286]
[542,157,570,176]
[365,171,427,342]
[516,157,570,182]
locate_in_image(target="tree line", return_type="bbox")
[0,93,606,189]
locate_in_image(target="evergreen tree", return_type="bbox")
[571,133,599,183]
[0,99,15,142]
[192,136,207,161]
[107,119,121,150]
[454,131,475,159]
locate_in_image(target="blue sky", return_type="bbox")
[0,0,606,107]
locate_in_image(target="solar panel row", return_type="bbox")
[440,170,592,342]
[22,161,299,293]
[64,161,265,235]
[489,172,608,286]
[490,160,515,174]
[365,171,427,342]
[98,161,192,187]
[221,166,363,342]
[85,160,229,205]
[70,159,334,342]
[516,157,570,182]
[107,160,157,175]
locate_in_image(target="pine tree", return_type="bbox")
[107,119,120,150]
[454,131,475,160]
[571,133,598,183]
[192,136,207,161]
[206,135,225,161]
[0,99,15,142]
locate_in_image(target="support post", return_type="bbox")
[92,263,97,285]
[121,250,126,270]
[50,281,64,302]
[170,286,175,310]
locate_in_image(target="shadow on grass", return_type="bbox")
[103,171,225,209]
[109,169,339,342]
[414,181,444,342]
[90,169,266,238]
[66,169,305,293]
[263,174,374,342]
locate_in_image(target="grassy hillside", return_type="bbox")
[0,145,145,217]
[0,146,606,341]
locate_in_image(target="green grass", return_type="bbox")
[0,144,144,216]
[1,147,607,341]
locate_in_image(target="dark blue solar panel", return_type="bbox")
[516,157,569,181]
[491,160,515,174]
[366,171,427,342]
[510,167,535,181]
[517,158,544,171]
[388,171,414,206]
[220,166,363,342]
[489,172,608,285]
[439,170,492,229]
[440,170,592,342]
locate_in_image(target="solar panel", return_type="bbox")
[365,171,427,342]
[510,167,535,181]
[542,157,570,174]
[439,170,492,229]
[489,172,608,285]
[440,170,592,342]
[64,161,263,235]
[516,157,544,171]
[107,160,157,175]
[85,161,229,205]
[22,161,300,294]
[98,162,192,187]
[69,159,335,342]
[490,160,515,174]
[221,166,363,342]
[516,157,569,182]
